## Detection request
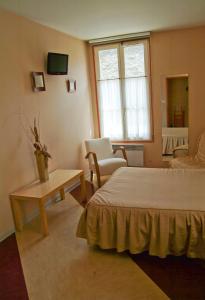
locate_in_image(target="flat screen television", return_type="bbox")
[47,52,68,75]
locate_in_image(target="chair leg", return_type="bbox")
[89,154,101,188]
[90,170,93,182]
[91,183,95,195]
[96,171,101,188]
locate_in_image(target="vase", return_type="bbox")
[35,151,49,182]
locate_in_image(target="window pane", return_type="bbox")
[98,79,123,140]
[98,48,119,80]
[124,77,151,140]
[124,44,145,78]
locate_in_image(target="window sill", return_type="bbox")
[111,139,153,144]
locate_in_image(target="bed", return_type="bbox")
[77,167,205,259]
[162,127,188,155]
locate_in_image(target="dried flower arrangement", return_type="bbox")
[31,118,51,181]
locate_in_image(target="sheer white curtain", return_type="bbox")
[124,77,151,140]
[98,79,123,139]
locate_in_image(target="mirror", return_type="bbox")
[161,74,189,159]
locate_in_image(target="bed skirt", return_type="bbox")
[77,205,205,259]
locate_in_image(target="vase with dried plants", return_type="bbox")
[31,118,51,182]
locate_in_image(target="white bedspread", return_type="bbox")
[77,167,205,258]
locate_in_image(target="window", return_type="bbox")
[94,39,152,141]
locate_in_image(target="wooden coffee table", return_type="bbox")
[10,169,87,236]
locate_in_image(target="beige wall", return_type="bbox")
[0,9,93,239]
[90,26,205,167]
[149,26,205,165]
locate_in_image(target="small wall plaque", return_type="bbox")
[32,72,46,92]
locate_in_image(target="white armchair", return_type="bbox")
[170,131,205,168]
[85,138,128,188]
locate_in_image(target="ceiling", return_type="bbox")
[1,0,205,40]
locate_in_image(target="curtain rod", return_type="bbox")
[88,32,150,45]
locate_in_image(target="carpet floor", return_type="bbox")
[0,234,28,300]
[16,193,168,300]
[130,252,205,300]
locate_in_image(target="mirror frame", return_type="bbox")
[161,73,189,159]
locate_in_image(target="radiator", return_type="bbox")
[112,144,144,167]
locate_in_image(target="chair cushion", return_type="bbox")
[170,156,205,169]
[92,158,127,176]
[85,138,113,161]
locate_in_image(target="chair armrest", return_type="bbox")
[85,152,101,187]
[113,146,128,164]
[85,151,97,160]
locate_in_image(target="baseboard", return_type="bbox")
[0,229,15,242]
[0,171,90,242]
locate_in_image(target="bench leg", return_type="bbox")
[38,199,48,236]
[11,198,23,231]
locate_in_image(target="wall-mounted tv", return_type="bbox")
[47,52,69,75]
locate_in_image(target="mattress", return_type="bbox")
[77,167,205,258]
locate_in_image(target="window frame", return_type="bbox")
[92,38,154,143]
